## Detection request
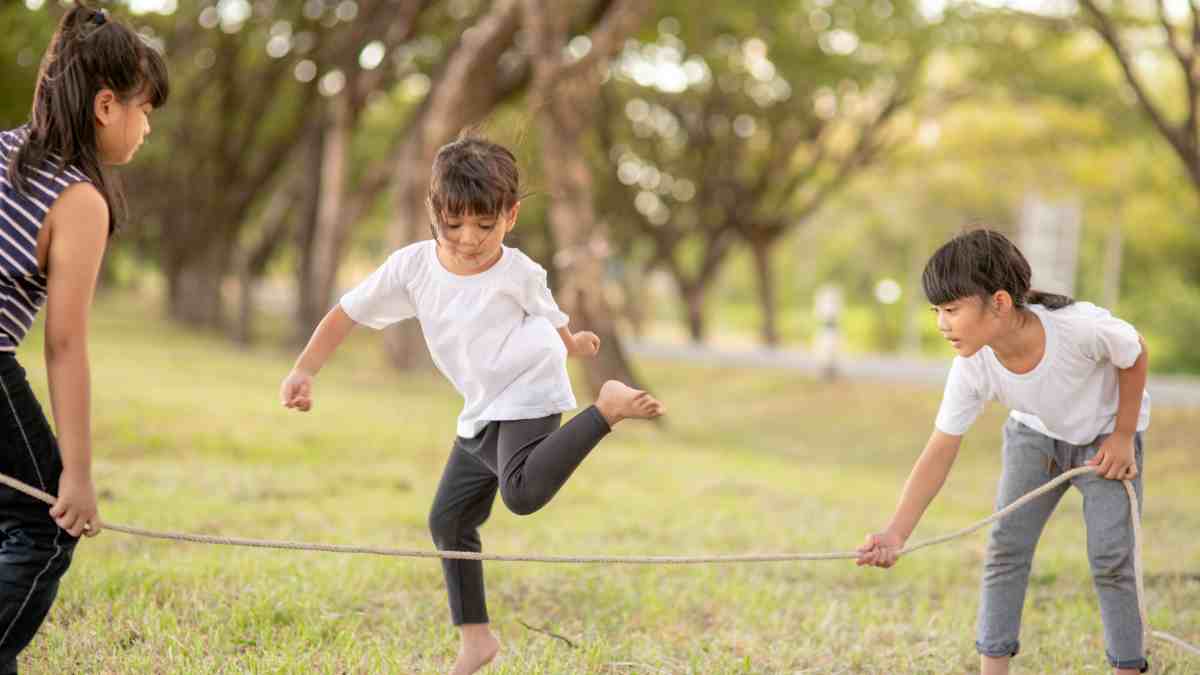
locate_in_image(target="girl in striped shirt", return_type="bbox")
[0,5,167,673]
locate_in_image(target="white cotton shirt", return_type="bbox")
[340,240,577,437]
[934,302,1151,445]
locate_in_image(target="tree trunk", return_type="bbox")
[166,242,229,329]
[617,263,648,338]
[381,0,527,370]
[523,0,651,396]
[232,168,301,345]
[383,139,439,370]
[309,93,353,330]
[749,236,779,347]
[294,124,327,343]
[1102,222,1123,309]
[901,237,925,354]
[682,283,708,343]
[234,265,256,347]
[382,177,432,370]
[540,133,641,393]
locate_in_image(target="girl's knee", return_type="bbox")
[985,531,1038,567]
[499,487,546,516]
[1088,547,1133,582]
[428,508,457,543]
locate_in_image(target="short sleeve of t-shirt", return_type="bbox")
[339,248,418,329]
[514,255,569,328]
[934,356,986,436]
[1086,310,1142,369]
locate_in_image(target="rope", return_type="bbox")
[0,467,1195,656]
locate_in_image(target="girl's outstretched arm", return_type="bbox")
[280,305,357,411]
[43,183,109,538]
[857,430,963,568]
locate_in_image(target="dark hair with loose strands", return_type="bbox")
[426,130,526,239]
[922,227,1075,312]
[8,1,170,234]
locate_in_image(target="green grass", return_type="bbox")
[14,295,1200,673]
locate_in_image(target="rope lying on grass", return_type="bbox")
[0,467,1195,656]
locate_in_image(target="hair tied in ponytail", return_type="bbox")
[90,9,108,26]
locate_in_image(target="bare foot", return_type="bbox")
[451,624,500,675]
[595,380,665,427]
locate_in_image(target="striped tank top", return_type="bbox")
[0,126,91,352]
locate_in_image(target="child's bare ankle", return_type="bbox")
[452,624,500,675]
[980,655,1009,675]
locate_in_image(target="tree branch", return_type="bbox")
[1079,0,1190,161]
[1157,0,1197,151]
[561,0,648,81]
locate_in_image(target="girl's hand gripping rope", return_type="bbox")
[856,529,905,568]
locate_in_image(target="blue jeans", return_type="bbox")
[976,418,1147,672]
[0,354,77,675]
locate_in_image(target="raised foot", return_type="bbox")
[595,380,666,427]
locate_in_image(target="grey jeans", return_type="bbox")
[976,418,1146,672]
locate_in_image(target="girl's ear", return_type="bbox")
[990,289,1013,314]
[505,201,521,232]
[94,89,117,127]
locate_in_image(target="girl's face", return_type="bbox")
[95,89,153,166]
[931,293,1009,357]
[437,202,519,274]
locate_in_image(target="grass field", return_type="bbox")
[13,296,1200,673]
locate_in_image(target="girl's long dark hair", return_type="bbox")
[8,2,169,233]
[922,228,1075,311]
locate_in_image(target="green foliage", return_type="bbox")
[0,5,57,127]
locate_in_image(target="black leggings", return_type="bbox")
[428,406,610,625]
[0,354,76,675]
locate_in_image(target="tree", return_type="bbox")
[522,0,654,392]
[293,0,433,342]
[0,5,60,128]
[596,1,951,345]
[121,0,430,330]
[1077,0,1200,191]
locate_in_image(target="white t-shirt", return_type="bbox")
[934,302,1151,445]
[340,240,577,437]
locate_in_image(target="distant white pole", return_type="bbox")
[1019,193,1082,297]
[814,283,843,380]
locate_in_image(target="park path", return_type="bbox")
[627,340,1200,408]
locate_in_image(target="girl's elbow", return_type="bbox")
[44,334,87,363]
